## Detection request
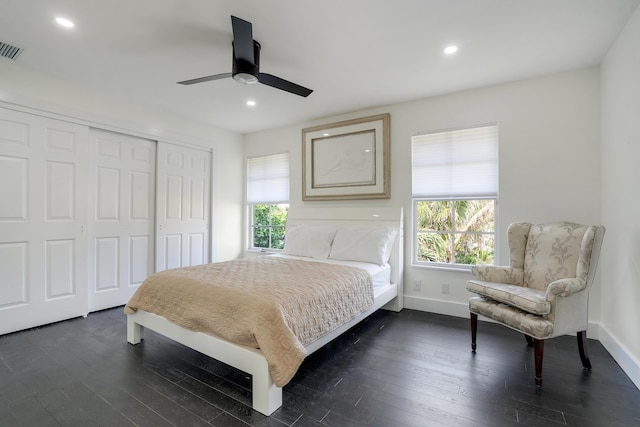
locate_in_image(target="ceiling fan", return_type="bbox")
[177,16,313,97]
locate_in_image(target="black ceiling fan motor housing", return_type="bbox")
[232,40,261,79]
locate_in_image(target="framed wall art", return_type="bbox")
[302,113,390,200]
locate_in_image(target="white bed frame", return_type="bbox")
[127,206,404,415]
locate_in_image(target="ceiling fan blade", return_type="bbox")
[231,16,254,63]
[258,73,313,97]
[177,73,232,85]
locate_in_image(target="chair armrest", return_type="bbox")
[545,277,587,301]
[471,266,523,285]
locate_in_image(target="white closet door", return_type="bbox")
[88,129,155,312]
[156,142,211,272]
[0,108,88,335]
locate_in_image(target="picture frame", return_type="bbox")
[302,113,390,200]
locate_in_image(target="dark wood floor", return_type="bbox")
[1,308,639,427]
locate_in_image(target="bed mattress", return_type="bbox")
[270,253,391,291]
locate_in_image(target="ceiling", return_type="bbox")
[1,0,638,134]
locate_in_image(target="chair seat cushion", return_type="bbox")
[469,296,554,339]
[466,280,550,315]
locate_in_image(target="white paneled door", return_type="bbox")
[88,129,156,311]
[156,142,211,271]
[0,108,88,335]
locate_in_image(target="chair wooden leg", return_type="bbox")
[577,331,592,370]
[524,334,534,346]
[533,338,544,387]
[470,313,478,352]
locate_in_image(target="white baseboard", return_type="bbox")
[403,295,640,391]
[598,324,640,391]
[403,295,470,318]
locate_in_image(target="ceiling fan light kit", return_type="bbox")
[231,39,260,84]
[232,73,258,84]
[178,16,312,97]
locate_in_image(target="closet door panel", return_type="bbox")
[131,171,151,219]
[97,167,121,220]
[88,129,155,312]
[95,237,119,291]
[130,235,150,285]
[189,233,205,265]
[156,142,211,271]
[0,108,88,335]
[164,234,182,270]
[46,161,76,220]
[0,155,28,220]
[0,242,28,308]
[45,239,76,298]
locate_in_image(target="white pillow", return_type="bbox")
[329,226,397,265]
[282,225,337,259]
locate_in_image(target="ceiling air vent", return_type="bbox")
[0,42,23,60]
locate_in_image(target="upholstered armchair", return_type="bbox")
[466,222,605,387]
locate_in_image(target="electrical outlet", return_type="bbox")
[413,280,422,291]
[442,282,450,294]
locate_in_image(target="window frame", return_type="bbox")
[247,203,288,252]
[245,152,290,252]
[411,123,499,270]
[412,197,497,271]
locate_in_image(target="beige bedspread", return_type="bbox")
[124,256,373,387]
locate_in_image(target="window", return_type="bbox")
[246,153,289,251]
[411,123,498,268]
[249,203,288,250]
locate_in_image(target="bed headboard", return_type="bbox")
[286,206,404,311]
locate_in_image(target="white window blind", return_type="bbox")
[411,123,498,198]
[246,152,290,204]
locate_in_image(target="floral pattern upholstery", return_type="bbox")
[523,222,590,290]
[469,296,554,338]
[507,222,531,271]
[466,280,549,314]
[467,222,605,340]
[471,265,523,285]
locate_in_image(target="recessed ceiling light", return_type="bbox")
[246,100,256,107]
[323,133,330,137]
[444,45,458,55]
[56,17,74,28]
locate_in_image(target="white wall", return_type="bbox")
[600,5,640,389]
[244,66,602,320]
[0,60,245,261]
